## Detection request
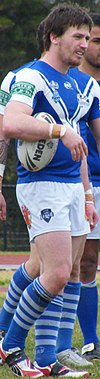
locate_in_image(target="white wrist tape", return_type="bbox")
[85,189,93,195]
[85,201,94,204]
[85,188,94,204]
[49,124,66,139]
[49,124,55,138]
[0,164,5,177]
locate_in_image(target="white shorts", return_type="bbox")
[87,186,100,239]
[16,181,90,241]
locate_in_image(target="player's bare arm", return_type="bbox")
[3,101,88,162]
[80,154,99,230]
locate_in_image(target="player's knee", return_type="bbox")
[55,261,72,289]
[80,255,98,282]
[80,240,99,283]
[70,262,80,282]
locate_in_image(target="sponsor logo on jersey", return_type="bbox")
[50,80,60,102]
[77,93,89,107]
[64,82,73,89]
[10,81,35,98]
[0,89,9,106]
[40,208,54,223]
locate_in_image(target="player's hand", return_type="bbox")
[85,203,99,231]
[0,192,6,220]
[61,126,88,161]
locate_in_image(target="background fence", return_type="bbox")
[0,184,30,251]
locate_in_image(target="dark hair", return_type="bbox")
[90,12,100,27]
[36,19,46,55]
[43,2,93,51]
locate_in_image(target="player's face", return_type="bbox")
[56,25,90,68]
[84,26,100,68]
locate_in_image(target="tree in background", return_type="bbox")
[0,0,52,81]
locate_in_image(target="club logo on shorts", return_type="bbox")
[21,205,32,228]
[40,208,54,223]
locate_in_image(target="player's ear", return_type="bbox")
[50,32,60,45]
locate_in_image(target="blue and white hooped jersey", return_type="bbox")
[69,68,100,187]
[0,61,100,184]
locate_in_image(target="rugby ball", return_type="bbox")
[17,112,58,171]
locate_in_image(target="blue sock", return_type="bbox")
[3,277,54,351]
[77,279,99,345]
[56,282,81,353]
[35,295,63,366]
[0,264,33,331]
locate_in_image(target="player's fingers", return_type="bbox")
[71,145,84,161]
[82,140,88,156]
[71,148,77,161]
[76,146,83,161]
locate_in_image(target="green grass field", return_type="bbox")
[0,271,100,378]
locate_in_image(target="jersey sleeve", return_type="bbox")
[88,79,100,121]
[0,71,15,115]
[9,68,45,110]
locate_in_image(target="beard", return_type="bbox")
[85,54,100,69]
[68,57,83,68]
